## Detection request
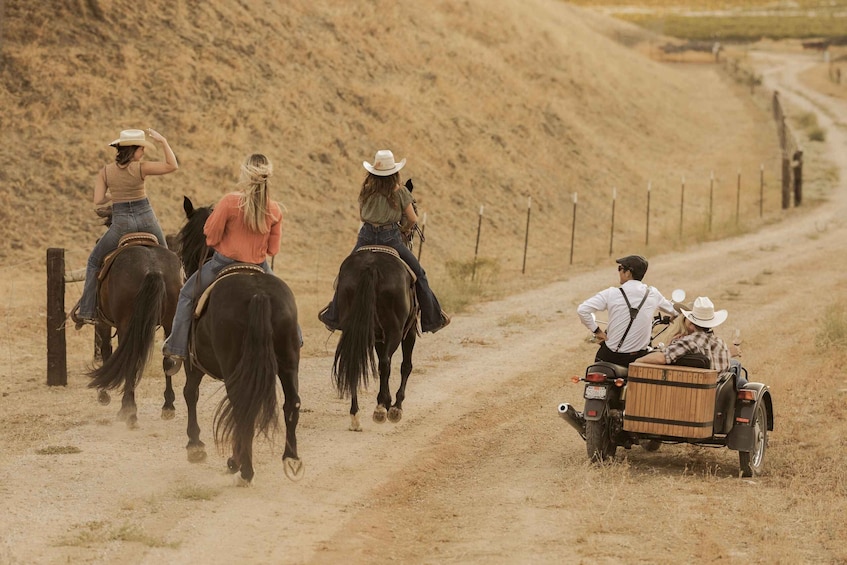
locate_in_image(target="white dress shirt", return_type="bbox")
[577,280,676,353]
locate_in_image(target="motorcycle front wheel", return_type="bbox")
[739,401,768,477]
[586,419,617,462]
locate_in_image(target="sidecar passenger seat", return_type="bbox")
[672,353,710,369]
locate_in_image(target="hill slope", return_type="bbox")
[1,0,777,288]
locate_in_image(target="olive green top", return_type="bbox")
[359,185,413,225]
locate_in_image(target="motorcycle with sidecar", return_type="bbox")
[558,293,774,477]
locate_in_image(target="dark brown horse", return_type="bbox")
[87,240,182,428]
[332,248,417,431]
[176,196,303,485]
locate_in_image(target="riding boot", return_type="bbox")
[318,299,341,331]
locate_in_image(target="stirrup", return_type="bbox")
[69,305,95,330]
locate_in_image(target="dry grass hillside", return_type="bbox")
[2,0,785,308]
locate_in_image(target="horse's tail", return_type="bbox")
[332,266,377,398]
[213,293,279,449]
[88,272,164,392]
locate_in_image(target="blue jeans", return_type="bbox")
[325,224,444,332]
[78,199,166,319]
[164,252,272,357]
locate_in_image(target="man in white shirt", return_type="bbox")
[577,255,677,366]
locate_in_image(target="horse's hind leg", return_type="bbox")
[373,340,397,424]
[388,331,416,423]
[278,363,304,480]
[117,388,138,429]
[161,375,176,420]
[183,368,207,462]
[349,389,362,432]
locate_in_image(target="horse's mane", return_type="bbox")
[177,205,212,277]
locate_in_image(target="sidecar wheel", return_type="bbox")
[739,402,768,477]
[586,420,616,462]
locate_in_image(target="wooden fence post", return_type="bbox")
[679,176,685,239]
[609,188,616,257]
[472,205,483,280]
[645,181,651,246]
[569,193,577,266]
[522,197,531,274]
[46,248,68,386]
[759,164,764,217]
[793,150,803,206]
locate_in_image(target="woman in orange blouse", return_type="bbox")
[163,153,282,362]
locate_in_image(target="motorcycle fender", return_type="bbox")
[726,383,770,452]
[583,398,608,422]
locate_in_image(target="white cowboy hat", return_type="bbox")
[680,296,728,328]
[363,149,406,176]
[108,129,155,151]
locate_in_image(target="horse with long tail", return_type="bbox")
[176,196,303,485]
[86,235,182,428]
[332,247,418,431]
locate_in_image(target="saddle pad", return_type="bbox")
[355,245,417,284]
[194,264,266,318]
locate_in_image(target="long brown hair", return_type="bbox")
[114,146,137,166]
[238,153,280,234]
[358,172,400,209]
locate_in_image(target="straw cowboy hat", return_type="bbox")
[109,129,155,151]
[363,149,406,176]
[680,296,728,328]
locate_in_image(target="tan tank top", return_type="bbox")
[104,161,146,203]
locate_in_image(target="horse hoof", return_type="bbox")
[235,475,252,487]
[97,390,111,406]
[349,414,362,432]
[161,408,175,421]
[227,457,240,474]
[125,415,139,430]
[387,407,403,423]
[187,446,207,463]
[373,406,387,424]
[283,457,305,481]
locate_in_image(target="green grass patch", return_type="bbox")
[174,484,221,502]
[36,445,81,455]
[439,257,502,313]
[618,14,847,42]
[816,302,847,350]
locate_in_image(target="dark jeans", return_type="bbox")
[78,198,166,319]
[324,223,444,332]
[595,341,650,367]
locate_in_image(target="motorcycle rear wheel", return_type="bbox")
[586,420,616,462]
[739,402,768,477]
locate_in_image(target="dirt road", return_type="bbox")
[1,50,846,564]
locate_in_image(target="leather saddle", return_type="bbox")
[98,232,161,282]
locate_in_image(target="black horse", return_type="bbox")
[86,238,182,428]
[332,247,418,431]
[175,196,303,485]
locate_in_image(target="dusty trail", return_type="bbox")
[1,50,845,564]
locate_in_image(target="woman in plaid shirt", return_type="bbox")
[640,296,731,373]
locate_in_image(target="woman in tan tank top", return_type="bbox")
[73,128,179,327]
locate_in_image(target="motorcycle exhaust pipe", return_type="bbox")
[558,403,586,440]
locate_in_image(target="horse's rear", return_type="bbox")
[185,273,303,485]
[333,249,417,431]
[87,244,182,428]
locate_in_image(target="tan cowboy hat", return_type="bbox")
[363,149,406,176]
[680,296,728,328]
[109,129,155,151]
